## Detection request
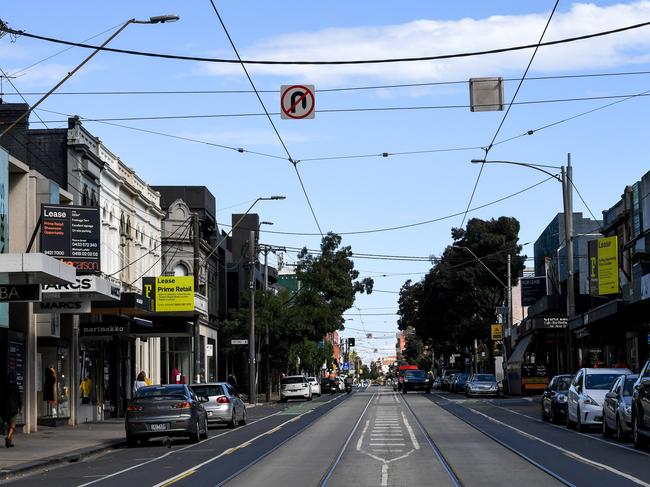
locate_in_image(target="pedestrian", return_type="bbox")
[143,372,152,386]
[132,371,147,396]
[227,374,238,392]
[0,372,22,448]
[79,375,93,405]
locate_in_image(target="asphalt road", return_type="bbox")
[3,386,649,487]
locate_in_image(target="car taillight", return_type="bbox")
[172,401,191,409]
[216,396,230,404]
[127,404,143,412]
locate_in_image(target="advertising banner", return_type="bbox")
[520,276,547,306]
[143,276,194,312]
[40,204,101,274]
[0,284,41,302]
[597,236,619,295]
[0,148,8,327]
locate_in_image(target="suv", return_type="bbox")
[401,369,431,394]
[280,375,312,402]
[567,367,631,432]
[632,360,650,449]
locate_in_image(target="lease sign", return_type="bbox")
[597,236,619,295]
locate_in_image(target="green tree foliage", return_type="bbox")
[398,217,525,354]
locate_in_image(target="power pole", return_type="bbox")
[193,213,201,383]
[562,154,575,372]
[248,230,257,405]
[263,247,271,402]
[504,254,512,393]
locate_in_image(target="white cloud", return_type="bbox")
[198,2,650,85]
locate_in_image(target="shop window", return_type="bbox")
[173,263,189,276]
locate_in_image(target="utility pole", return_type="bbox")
[561,154,575,372]
[193,213,201,383]
[263,247,271,403]
[248,230,257,405]
[504,254,512,393]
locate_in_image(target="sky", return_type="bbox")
[2,1,650,364]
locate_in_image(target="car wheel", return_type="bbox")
[228,411,237,429]
[549,406,557,424]
[238,409,247,426]
[566,409,576,430]
[126,434,138,448]
[633,415,649,449]
[602,412,612,438]
[616,415,625,443]
[201,417,209,440]
[402,388,407,394]
[576,407,586,433]
[192,419,201,443]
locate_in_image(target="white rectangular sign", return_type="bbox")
[231,339,248,345]
[42,275,121,300]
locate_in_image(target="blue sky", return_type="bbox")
[3,1,650,363]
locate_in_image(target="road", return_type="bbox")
[3,386,649,487]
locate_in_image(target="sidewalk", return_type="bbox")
[0,420,125,480]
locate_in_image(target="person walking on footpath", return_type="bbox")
[132,371,147,396]
[1,372,22,448]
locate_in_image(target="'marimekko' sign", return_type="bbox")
[143,276,194,312]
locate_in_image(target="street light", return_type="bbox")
[470,155,575,372]
[0,15,180,138]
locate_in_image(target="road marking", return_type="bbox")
[357,420,370,451]
[468,407,650,487]
[401,410,420,450]
[370,443,406,446]
[157,469,195,487]
[381,463,388,486]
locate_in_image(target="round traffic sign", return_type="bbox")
[281,85,315,119]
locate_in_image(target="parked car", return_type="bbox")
[306,377,322,397]
[280,375,312,402]
[335,378,345,392]
[466,374,499,397]
[450,373,470,393]
[401,369,431,394]
[432,376,444,390]
[320,378,334,394]
[190,382,246,428]
[541,374,573,424]
[441,369,460,391]
[567,367,632,432]
[125,384,209,447]
[632,360,650,449]
[602,374,638,441]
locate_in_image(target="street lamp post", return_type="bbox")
[0,15,180,138]
[258,220,274,403]
[471,155,575,372]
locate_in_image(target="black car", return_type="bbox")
[401,369,431,394]
[321,378,334,394]
[632,360,650,449]
[541,374,572,424]
[450,373,470,393]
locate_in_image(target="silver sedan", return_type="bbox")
[190,382,247,427]
[602,374,638,441]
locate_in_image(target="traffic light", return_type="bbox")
[348,337,355,347]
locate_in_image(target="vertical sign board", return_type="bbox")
[0,147,8,327]
[491,324,503,341]
[143,276,194,312]
[597,236,619,295]
[520,276,547,306]
[40,204,101,274]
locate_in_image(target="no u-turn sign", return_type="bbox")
[281,85,315,119]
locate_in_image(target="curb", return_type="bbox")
[0,438,125,481]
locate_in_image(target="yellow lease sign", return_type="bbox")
[491,324,503,341]
[153,276,194,312]
[597,236,619,295]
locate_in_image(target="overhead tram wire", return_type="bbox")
[0,65,50,129]
[224,174,555,237]
[206,0,323,237]
[461,0,560,228]
[8,69,650,96]
[4,19,650,65]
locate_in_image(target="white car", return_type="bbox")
[306,377,321,397]
[280,375,312,402]
[567,367,632,432]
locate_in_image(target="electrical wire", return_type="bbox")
[0,65,49,129]
[461,0,560,228]
[4,19,650,65]
[7,69,650,96]
[206,1,324,237]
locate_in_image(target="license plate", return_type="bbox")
[150,423,168,431]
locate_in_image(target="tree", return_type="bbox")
[398,217,525,356]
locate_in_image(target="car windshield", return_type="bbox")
[307,377,317,383]
[473,375,496,382]
[191,385,225,397]
[136,386,186,398]
[405,370,426,378]
[585,373,621,390]
[282,377,306,384]
[623,378,637,396]
[556,377,572,390]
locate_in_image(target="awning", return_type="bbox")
[0,253,76,285]
[509,334,533,364]
[41,275,121,301]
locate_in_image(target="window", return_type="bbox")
[556,377,572,390]
[191,385,224,398]
[82,184,89,206]
[173,263,188,276]
[623,378,636,396]
[585,373,621,390]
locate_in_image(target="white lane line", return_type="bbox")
[370,443,406,446]
[488,402,650,458]
[469,408,650,487]
[381,463,389,486]
[357,420,370,451]
[400,410,420,450]
[373,449,403,453]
